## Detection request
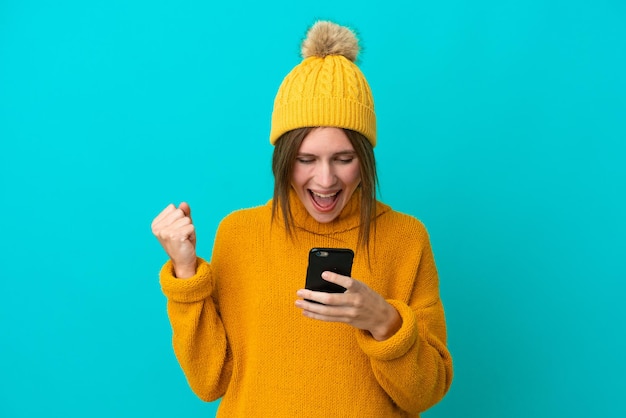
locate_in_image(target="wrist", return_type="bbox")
[370,304,402,341]
[173,258,197,279]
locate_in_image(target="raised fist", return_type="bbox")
[151,202,197,278]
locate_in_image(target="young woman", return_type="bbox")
[152,21,452,417]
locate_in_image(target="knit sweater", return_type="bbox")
[160,190,453,417]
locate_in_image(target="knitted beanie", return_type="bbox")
[270,21,376,147]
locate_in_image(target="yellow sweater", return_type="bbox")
[160,191,453,417]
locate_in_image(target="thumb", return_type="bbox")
[178,202,192,220]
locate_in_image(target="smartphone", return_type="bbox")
[305,248,354,298]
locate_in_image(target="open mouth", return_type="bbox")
[308,190,341,212]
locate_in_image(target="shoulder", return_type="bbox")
[372,202,436,264]
[212,201,272,256]
[376,201,429,238]
[217,200,272,233]
[373,201,433,254]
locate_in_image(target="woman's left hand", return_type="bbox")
[295,271,402,341]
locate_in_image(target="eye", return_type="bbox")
[296,158,314,164]
[336,157,355,164]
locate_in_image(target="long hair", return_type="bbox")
[271,127,378,252]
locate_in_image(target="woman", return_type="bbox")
[152,21,452,417]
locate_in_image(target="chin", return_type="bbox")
[312,214,338,223]
[308,204,343,223]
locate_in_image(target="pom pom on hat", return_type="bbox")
[270,20,376,146]
[301,21,360,62]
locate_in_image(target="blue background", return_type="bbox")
[1,1,625,417]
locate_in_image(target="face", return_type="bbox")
[291,127,361,223]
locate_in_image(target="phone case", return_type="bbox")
[305,248,354,294]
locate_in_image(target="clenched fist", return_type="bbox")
[151,202,197,278]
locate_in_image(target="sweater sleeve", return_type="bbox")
[354,228,453,414]
[160,257,233,402]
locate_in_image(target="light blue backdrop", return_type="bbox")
[1,1,624,417]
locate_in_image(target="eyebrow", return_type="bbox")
[297,150,357,157]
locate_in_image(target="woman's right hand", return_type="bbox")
[151,202,197,278]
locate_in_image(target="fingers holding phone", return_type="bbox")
[151,202,197,278]
[296,247,402,341]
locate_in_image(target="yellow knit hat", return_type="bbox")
[270,21,376,147]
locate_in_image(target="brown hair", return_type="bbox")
[271,127,378,251]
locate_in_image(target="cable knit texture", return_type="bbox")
[160,191,453,417]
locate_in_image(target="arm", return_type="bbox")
[152,203,232,400]
[356,299,451,413]
[160,258,233,401]
[355,237,453,413]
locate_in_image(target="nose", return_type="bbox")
[314,161,336,188]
